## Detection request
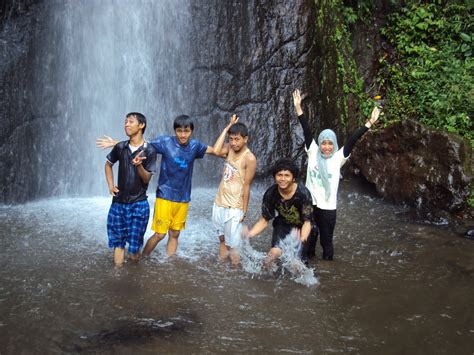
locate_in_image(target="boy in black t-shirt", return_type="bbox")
[246,158,313,265]
[105,112,157,266]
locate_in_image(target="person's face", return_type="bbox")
[175,126,193,145]
[275,170,295,190]
[228,133,248,152]
[320,140,334,157]
[124,116,144,137]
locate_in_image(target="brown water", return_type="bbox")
[0,183,473,354]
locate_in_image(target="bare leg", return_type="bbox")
[229,247,240,266]
[142,232,166,256]
[166,229,181,256]
[218,235,229,261]
[114,247,125,266]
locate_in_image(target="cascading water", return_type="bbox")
[32,0,193,197]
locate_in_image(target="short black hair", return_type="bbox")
[173,114,194,131]
[228,122,248,137]
[126,112,147,134]
[272,158,299,180]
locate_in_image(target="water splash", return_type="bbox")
[239,230,319,287]
[277,230,319,287]
[239,237,267,275]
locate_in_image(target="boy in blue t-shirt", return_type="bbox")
[104,112,157,266]
[98,114,218,257]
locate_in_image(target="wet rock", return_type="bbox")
[0,0,52,203]
[350,119,472,213]
[188,0,321,182]
[465,229,474,240]
[57,315,196,353]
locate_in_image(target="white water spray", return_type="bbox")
[239,229,319,287]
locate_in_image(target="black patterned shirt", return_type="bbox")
[261,183,313,227]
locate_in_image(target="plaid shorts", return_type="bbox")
[107,199,150,254]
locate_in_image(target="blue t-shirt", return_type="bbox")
[150,135,208,202]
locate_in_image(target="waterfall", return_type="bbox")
[32,0,193,197]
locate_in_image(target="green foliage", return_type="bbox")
[380,1,473,145]
[318,0,374,127]
[342,0,374,24]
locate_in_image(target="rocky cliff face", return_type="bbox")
[187,0,319,183]
[0,0,45,202]
[0,0,471,215]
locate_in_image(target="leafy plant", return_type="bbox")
[379,1,473,145]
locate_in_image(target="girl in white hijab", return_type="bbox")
[293,89,381,260]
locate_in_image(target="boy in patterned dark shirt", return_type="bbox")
[246,158,313,265]
[104,112,156,266]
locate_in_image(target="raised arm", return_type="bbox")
[292,89,313,150]
[343,106,381,157]
[210,114,239,157]
[97,135,119,149]
[241,153,257,222]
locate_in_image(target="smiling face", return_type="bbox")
[274,170,295,190]
[124,115,144,138]
[320,139,334,157]
[175,126,193,145]
[228,133,248,153]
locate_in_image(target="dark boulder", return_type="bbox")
[350,119,472,213]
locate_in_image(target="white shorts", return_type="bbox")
[212,203,244,249]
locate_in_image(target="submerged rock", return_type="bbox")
[465,229,474,240]
[350,119,472,214]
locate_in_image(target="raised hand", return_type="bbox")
[96,135,117,149]
[292,89,303,116]
[229,114,239,126]
[366,107,381,128]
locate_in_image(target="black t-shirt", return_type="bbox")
[106,141,157,203]
[261,183,313,228]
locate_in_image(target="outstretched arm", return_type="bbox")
[292,89,313,150]
[210,114,239,157]
[97,135,119,149]
[241,153,257,222]
[343,106,381,157]
[247,217,269,238]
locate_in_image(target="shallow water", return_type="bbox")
[0,182,473,354]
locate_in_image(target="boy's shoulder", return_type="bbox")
[114,140,129,151]
[263,184,278,198]
[297,183,313,201]
[188,138,207,147]
[150,134,173,145]
[143,141,157,154]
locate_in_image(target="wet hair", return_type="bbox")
[228,122,248,137]
[173,114,194,131]
[126,112,147,134]
[272,158,299,180]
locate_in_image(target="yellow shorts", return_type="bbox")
[151,198,189,234]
